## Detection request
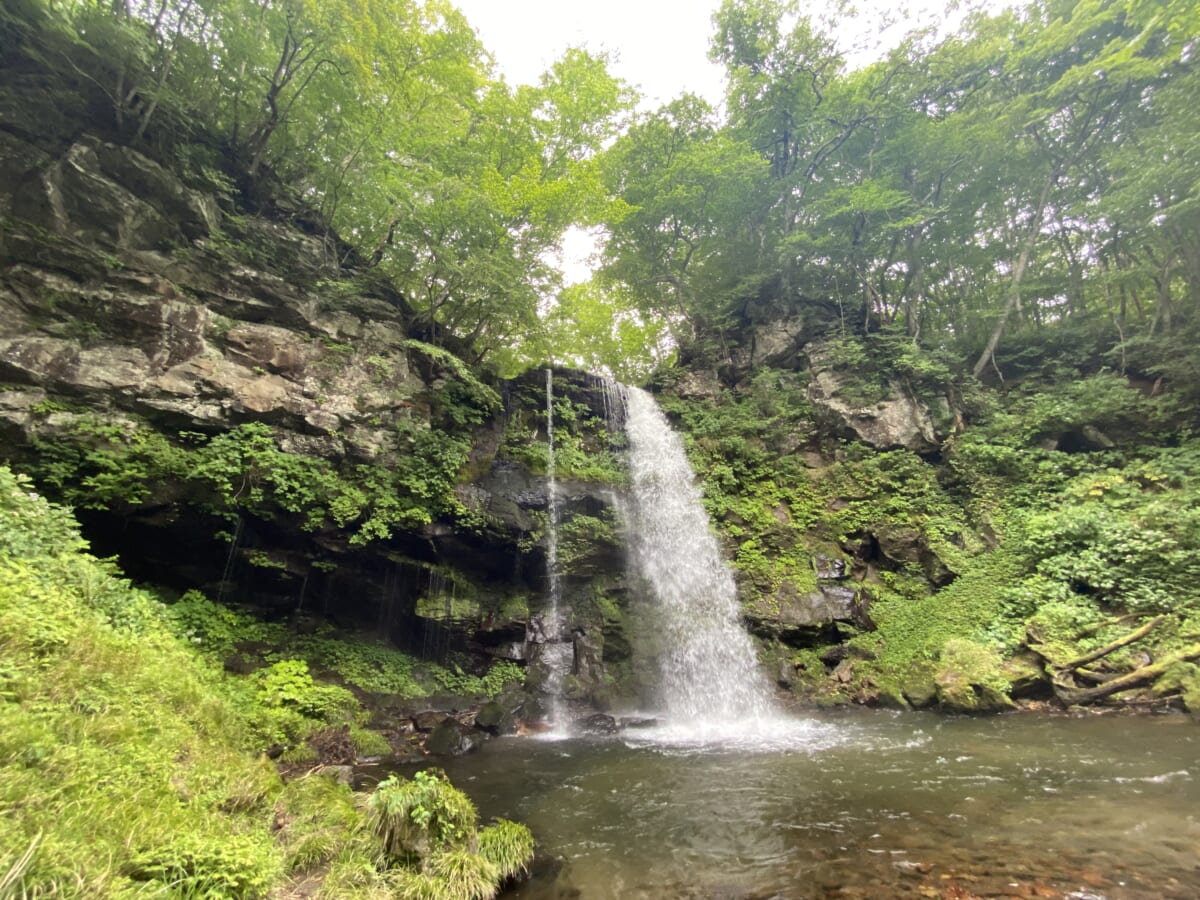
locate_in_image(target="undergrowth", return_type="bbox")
[0,466,533,898]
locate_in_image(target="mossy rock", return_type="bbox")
[875,684,910,710]
[933,639,1015,713]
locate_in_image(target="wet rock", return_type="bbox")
[875,685,910,710]
[572,625,609,707]
[1002,652,1050,699]
[424,717,488,756]
[618,716,659,730]
[474,700,518,736]
[780,583,858,628]
[412,710,447,732]
[746,579,871,648]
[901,673,939,709]
[813,553,847,581]
[935,670,1015,714]
[577,713,618,735]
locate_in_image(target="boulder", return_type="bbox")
[813,554,847,581]
[412,710,447,732]
[424,717,488,756]
[473,702,515,736]
[746,581,868,647]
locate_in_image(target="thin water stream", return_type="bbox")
[370,710,1199,899]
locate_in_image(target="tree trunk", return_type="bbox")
[972,166,1058,379]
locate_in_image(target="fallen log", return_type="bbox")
[1055,643,1200,705]
[1057,615,1166,672]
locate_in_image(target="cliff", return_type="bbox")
[0,72,635,717]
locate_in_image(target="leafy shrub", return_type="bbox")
[370,771,479,863]
[165,590,285,660]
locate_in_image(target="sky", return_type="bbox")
[452,0,728,107]
[449,0,980,281]
[451,0,974,106]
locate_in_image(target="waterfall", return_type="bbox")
[621,385,777,728]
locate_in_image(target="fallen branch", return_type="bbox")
[1057,615,1165,672]
[1073,613,1140,640]
[1056,643,1200,705]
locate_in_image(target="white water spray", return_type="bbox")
[621,385,779,733]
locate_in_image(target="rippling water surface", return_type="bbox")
[370,710,1200,899]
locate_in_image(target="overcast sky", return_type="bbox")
[452,0,975,108]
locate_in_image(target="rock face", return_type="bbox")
[0,137,425,457]
[745,555,869,647]
[805,341,954,453]
[0,114,635,710]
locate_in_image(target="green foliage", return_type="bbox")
[0,466,284,898]
[124,832,281,899]
[500,382,625,484]
[256,659,358,721]
[855,550,1022,686]
[275,773,373,876]
[0,465,536,897]
[558,512,619,570]
[363,771,525,899]
[424,849,500,900]
[405,340,501,421]
[28,415,474,547]
[370,771,478,863]
[166,590,285,660]
[476,820,535,881]
[1006,451,1200,617]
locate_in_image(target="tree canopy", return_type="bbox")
[5,0,1196,380]
[579,0,1198,381]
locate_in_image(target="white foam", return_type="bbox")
[620,714,848,754]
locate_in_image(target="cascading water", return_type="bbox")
[620,384,781,737]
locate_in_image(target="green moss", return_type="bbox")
[933,639,1014,712]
